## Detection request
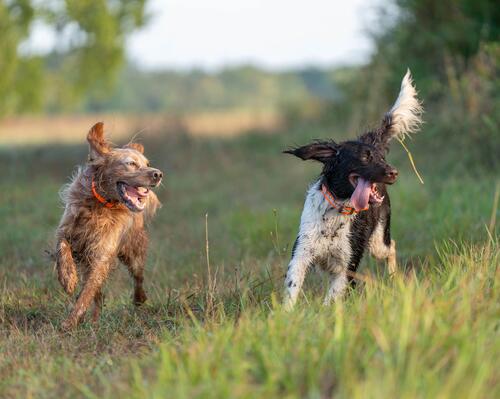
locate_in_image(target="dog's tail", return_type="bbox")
[56,239,78,295]
[382,69,423,142]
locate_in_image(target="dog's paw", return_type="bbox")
[283,297,295,312]
[60,317,77,332]
[133,289,147,306]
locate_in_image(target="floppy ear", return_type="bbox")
[283,141,338,163]
[87,122,110,159]
[125,142,144,154]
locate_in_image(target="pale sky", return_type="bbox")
[27,0,381,70]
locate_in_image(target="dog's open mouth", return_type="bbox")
[117,182,150,212]
[348,174,384,212]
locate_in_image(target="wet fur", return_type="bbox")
[55,122,162,330]
[284,70,422,309]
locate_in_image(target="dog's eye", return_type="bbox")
[126,161,138,168]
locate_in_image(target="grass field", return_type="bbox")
[0,120,498,398]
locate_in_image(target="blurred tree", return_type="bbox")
[82,65,324,114]
[345,0,500,168]
[0,0,148,116]
[0,1,40,114]
[368,0,499,99]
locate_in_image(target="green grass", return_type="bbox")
[0,124,498,398]
[128,243,499,399]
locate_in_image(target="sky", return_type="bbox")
[27,0,380,71]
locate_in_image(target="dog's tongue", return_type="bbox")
[125,186,149,200]
[350,178,371,212]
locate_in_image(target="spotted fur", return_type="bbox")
[283,70,422,309]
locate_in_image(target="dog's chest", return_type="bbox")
[314,210,352,263]
[300,183,353,270]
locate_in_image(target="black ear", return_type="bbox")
[283,141,338,163]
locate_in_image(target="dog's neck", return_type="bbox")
[91,178,123,209]
[319,182,362,216]
[320,175,351,201]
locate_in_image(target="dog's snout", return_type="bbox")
[150,169,163,182]
[385,167,398,181]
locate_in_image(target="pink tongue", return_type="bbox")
[350,178,371,211]
[125,186,140,200]
[125,186,149,199]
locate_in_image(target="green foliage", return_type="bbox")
[0,0,38,114]
[0,0,148,116]
[370,0,499,97]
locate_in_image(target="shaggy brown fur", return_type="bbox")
[55,122,162,330]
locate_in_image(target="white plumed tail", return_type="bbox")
[386,69,423,140]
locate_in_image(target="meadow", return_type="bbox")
[0,118,498,398]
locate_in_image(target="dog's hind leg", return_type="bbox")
[283,237,313,310]
[119,229,148,306]
[369,220,397,276]
[387,241,397,275]
[125,256,147,306]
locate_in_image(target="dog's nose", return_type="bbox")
[151,169,163,182]
[386,168,398,180]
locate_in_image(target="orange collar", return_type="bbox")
[91,178,120,209]
[321,184,367,215]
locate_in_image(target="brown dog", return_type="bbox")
[55,122,162,330]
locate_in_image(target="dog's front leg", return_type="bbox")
[61,256,113,330]
[283,245,313,310]
[323,271,348,305]
[56,238,78,295]
[92,289,104,323]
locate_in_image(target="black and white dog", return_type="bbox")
[283,70,423,309]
